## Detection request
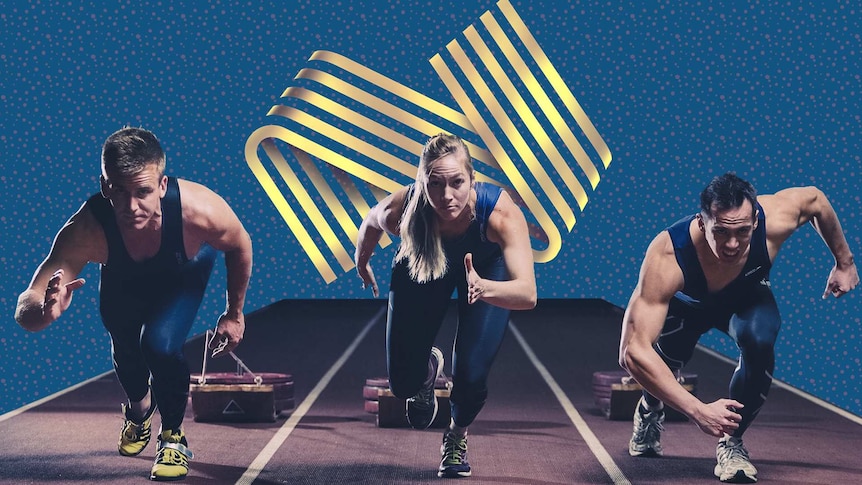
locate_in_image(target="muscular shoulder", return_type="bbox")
[53,202,107,264]
[377,186,410,235]
[636,231,684,301]
[757,186,823,241]
[176,178,232,229]
[485,190,526,244]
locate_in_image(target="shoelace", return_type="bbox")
[410,388,435,409]
[442,434,467,464]
[156,447,189,467]
[719,440,750,464]
[122,420,149,441]
[634,411,664,442]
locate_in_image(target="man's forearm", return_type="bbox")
[224,245,252,315]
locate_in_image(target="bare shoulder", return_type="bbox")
[638,231,684,300]
[486,189,527,243]
[757,186,823,238]
[176,178,235,226]
[58,202,107,263]
[378,186,410,234]
[757,187,818,215]
[30,201,107,286]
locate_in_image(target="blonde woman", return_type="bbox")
[355,133,536,478]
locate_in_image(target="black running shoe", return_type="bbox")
[406,346,444,429]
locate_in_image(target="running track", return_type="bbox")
[1,299,860,484]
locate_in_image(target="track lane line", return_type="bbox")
[509,320,632,485]
[235,305,385,485]
[0,370,114,423]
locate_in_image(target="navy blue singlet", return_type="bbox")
[647,203,781,436]
[86,177,217,431]
[667,203,771,309]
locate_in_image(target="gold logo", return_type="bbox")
[245,0,612,283]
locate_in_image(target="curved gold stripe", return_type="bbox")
[249,123,403,194]
[274,88,506,187]
[327,165,393,248]
[498,0,612,169]
[481,12,601,190]
[447,40,576,231]
[291,68,499,170]
[463,25,589,211]
[276,87,425,161]
[431,53,562,263]
[271,106,417,179]
[288,145,361,251]
[245,126,337,283]
[260,140,354,272]
[270,102,503,190]
[367,184,390,203]
[308,51,471,129]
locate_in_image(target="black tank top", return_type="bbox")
[667,203,771,308]
[86,177,190,281]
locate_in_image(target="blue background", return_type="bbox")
[1,1,859,416]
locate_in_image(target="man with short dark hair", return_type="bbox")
[15,127,253,481]
[619,172,857,483]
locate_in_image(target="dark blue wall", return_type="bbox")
[1,1,859,416]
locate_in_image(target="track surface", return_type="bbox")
[1,299,860,484]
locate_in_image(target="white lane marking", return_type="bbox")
[695,345,862,426]
[0,370,114,423]
[509,321,632,485]
[235,306,384,485]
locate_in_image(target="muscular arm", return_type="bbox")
[619,232,742,436]
[14,205,103,331]
[180,180,253,354]
[470,191,536,310]
[760,187,858,298]
[354,187,408,297]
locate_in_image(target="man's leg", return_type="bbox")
[100,280,156,457]
[714,291,781,483]
[143,246,216,481]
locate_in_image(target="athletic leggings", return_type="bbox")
[386,255,511,427]
[645,288,781,436]
[99,245,217,431]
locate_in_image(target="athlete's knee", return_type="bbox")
[140,335,183,365]
[736,329,776,358]
[387,365,425,399]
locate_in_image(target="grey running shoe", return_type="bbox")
[628,397,665,457]
[406,346,444,429]
[438,431,471,478]
[715,435,758,483]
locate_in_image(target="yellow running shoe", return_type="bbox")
[150,428,194,481]
[118,402,157,457]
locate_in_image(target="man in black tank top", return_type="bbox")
[14,127,253,482]
[619,173,857,483]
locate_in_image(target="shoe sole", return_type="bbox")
[150,474,188,482]
[437,470,472,478]
[119,445,149,457]
[714,466,757,483]
[628,447,662,457]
